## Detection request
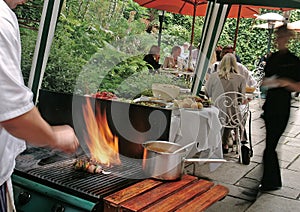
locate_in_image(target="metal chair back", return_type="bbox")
[214,91,249,129]
[214,91,250,163]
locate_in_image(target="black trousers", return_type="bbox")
[0,182,6,212]
[262,111,289,188]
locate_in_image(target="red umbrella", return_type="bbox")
[134,0,262,17]
[134,0,291,63]
[134,0,261,47]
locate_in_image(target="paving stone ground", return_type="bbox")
[185,97,300,212]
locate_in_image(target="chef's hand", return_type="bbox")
[52,125,79,153]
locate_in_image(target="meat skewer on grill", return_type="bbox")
[73,158,103,174]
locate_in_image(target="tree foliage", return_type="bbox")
[14,0,43,30]
[16,0,300,95]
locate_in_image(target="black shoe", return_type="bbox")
[258,184,281,192]
[222,147,229,154]
[222,144,229,154]
[241,189,260,199]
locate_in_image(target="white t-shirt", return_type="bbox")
[0,0,34,185]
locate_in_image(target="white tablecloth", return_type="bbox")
[169,106,223,170]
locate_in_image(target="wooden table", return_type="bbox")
[103,175,228,212]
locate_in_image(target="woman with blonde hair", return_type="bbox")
[205,53,246,101]
[205,50,217,82]
[205,53,246,153]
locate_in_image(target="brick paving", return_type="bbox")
[186,97,300,212]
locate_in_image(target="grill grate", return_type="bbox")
[23,155,145,202]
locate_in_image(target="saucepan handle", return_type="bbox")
[183,158,227,163]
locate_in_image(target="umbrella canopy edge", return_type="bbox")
[214,0,300,9]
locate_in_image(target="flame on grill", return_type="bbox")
[83,99,121,167]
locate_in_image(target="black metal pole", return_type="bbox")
[158,11,165,47]
[267,23,274,54]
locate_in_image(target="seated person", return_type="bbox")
[190,43,201,69]
[143,45,161,71]
[216,45,223,61]
[223,45,241,63]
[205,51,217,82]
[211,46,257,88]
[180,42,190,60]
[163,45,184,70]
[205,53,246,154]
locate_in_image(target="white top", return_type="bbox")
[0,0,34,185]
[180,46,189,60]
[211,61,257,87]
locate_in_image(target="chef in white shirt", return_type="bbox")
[0,0,79,210]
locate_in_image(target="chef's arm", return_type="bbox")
[0,107,78,153]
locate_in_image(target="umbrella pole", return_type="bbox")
[188,4,197,70]
[233,5,242,51]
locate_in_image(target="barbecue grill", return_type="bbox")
[13,90,172,211]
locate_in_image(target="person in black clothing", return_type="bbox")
[259,53,268,64]
[143,45,161,72]
[222,45,241,63]
[215,45,223,61]
[260,25,300,191]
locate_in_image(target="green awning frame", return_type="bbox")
[28,0,64,104]
[191,2,231,95]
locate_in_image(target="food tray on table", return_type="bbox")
[133,97,171,108]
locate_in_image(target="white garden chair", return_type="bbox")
[214,91,250,164]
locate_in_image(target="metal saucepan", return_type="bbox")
[142,141,226,181]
